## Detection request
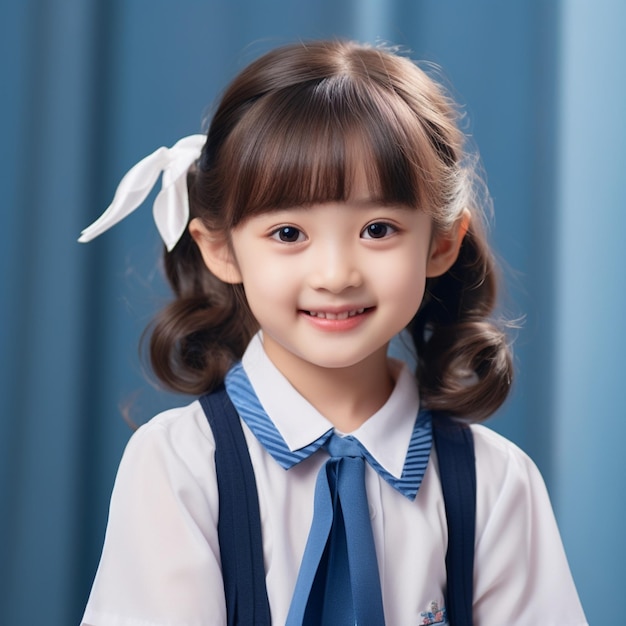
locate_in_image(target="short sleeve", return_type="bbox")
[81,404,226,626]
[472,425,587,625]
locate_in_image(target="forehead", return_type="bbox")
[219,76,433,224]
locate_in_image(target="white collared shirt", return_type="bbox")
[82,334,587,625]
[239,333,420,480]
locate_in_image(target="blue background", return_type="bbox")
[1,1,624,623]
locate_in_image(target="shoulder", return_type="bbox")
[470,423,542,480]
[118,399,217,490]
[129,399,215,452]
[85,399,228,624]
[470,422,524,451]
[107,399,221,546]
[469,424,554,538]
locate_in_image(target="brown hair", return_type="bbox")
[148,40,513,421]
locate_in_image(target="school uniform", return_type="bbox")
[81,333,587,626]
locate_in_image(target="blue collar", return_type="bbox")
[225,362,432,501]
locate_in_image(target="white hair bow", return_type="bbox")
[78,134,206,251]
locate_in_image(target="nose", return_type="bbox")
[308,243,363,293]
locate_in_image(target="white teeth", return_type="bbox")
[308,308,366,319]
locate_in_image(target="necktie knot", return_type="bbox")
[325,434,364,459]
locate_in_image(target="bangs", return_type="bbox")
[219,75,437,224]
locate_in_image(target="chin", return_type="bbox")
[303,350,382,371]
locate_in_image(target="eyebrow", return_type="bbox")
[341,198,417,213]
[279,198,415,212]
[257,197,417,219]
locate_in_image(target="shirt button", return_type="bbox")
[369,504,377,519]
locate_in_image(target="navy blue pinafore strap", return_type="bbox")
[200,386,271,626]
[432,413,476,626]
[200,386,475,626]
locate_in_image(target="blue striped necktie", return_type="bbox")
[224,362,433,625]
[286,433,385,625]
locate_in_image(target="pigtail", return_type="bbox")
[398,75,514,422]
[146,168,258,395]
[411,218,513,421]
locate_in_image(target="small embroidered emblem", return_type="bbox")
[420,600,447,625]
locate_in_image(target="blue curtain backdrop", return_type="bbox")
[1,0,623,623]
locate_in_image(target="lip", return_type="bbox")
[304,307,365,320]
[299,306,374,331]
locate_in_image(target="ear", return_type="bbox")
[188,218,243,284]
[426,209,471,278]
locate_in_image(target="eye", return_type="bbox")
[361,222,396,239]
[270,226,305,243]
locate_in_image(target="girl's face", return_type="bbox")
[191,168,468,380]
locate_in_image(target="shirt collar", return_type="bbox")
[239,333,421,480]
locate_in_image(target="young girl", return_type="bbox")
[79,40,587,626]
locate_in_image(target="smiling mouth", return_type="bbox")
[303,308,369,320]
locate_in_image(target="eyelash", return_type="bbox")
[269,221,398,243]
[361,222,397,239]
[270,226,305,243]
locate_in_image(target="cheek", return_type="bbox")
[238,260,295,312]
[374,251,428,308]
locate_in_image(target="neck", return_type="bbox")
[262,343,395,433]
